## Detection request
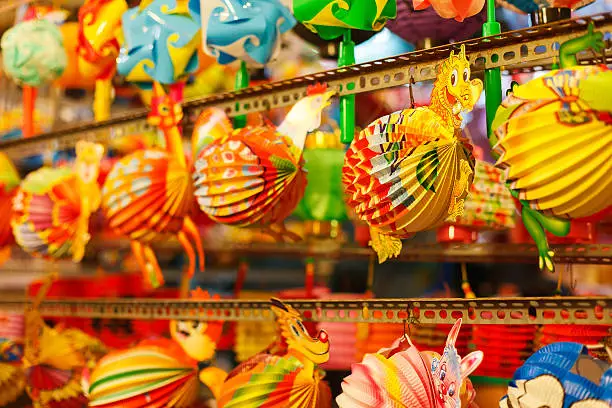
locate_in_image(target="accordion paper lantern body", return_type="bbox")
[337,319,483,408]
[101,83,203,288]
[413,0,484,22]
[194,127,306,227]
[23,308,107,408]
[344,46,482,262]
[0,339,26,407]
[452,160,515,229]
[88,339,201,408]
[0,154,20,265]
[90,290,225,408]
[492,65,612,271]
[192,88,334,235]
[11,142,104,263]
[219,299,332,408]
[500,342,612,408]
[493,66,612,220]
[102,149,193,241]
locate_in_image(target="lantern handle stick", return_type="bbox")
[482,0,502,143]
[234,60,249,129]
[339,30,355,144]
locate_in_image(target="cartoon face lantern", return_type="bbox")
[270,298,330,365]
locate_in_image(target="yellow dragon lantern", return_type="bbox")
[219,298,332,408]
[344,45,483,262]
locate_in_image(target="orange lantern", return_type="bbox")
[54,23,96,89]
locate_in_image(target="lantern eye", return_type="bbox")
[450,69,458,87]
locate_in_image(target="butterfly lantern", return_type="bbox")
[88,288,226,407]
[344,45,483,263]
[490,24,612,273]
[101,82,204,289]
[500,342,612,408]
[337,318,483,407]
[219,298,332,408]
[192,84,335,242]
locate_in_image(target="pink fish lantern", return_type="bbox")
[413,0,485,22]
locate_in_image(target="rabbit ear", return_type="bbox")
[446,318,462,347]
[461,351,484,379]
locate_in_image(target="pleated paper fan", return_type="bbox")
[89,344,198,408]
[220,298,331,408]
[0,362,25,407]
[12,168,81,260]
[102,149,193,240]
[452,160,515,229]
[343,46,482,262]
[492,65,612,220]
[338,319,483,408]
[11,141,104,263]
[194,128,306,227]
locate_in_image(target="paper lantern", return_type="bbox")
[11,142,104,263]
[118,0,200,88]
[293,0,396,143]
[387,0,486,45]
[101,83,204,288]
[192,86,334,239]
[219,298,331,408]
[535,325,611,362]
[338,319,483,407]
[492,64,612,271]
[344,45,483,262]
[413,0,485,22]
[1,18,67,138]
[202,0,295,66]
[89,288,226,407]
[0,154,20,266]
[294,127,348,239]
[471,325,536,379]
[55,22,97,89]
[78,0,128,120]
[0,339,26,407]
[500,342,612,408]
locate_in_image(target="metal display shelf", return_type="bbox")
[88,239,612,265]
[1,13,611,160]
[0,297,609,325]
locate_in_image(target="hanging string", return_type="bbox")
[366,254,375,297]
[408,76,416,109]
[461,263,476,299]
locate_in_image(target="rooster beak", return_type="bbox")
[321,90,336,109]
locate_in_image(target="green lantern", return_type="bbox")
[294,127,348,238]
[292,0,396,144]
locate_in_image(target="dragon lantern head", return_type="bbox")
[148,82,183,130]
[170,288,224,362]
[436,45,483,127]
[270,298,330,365]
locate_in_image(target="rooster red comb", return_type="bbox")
[190,287,224,342]
[307,83,328,96]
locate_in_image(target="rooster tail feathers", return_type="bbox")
[192,108,234,159]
